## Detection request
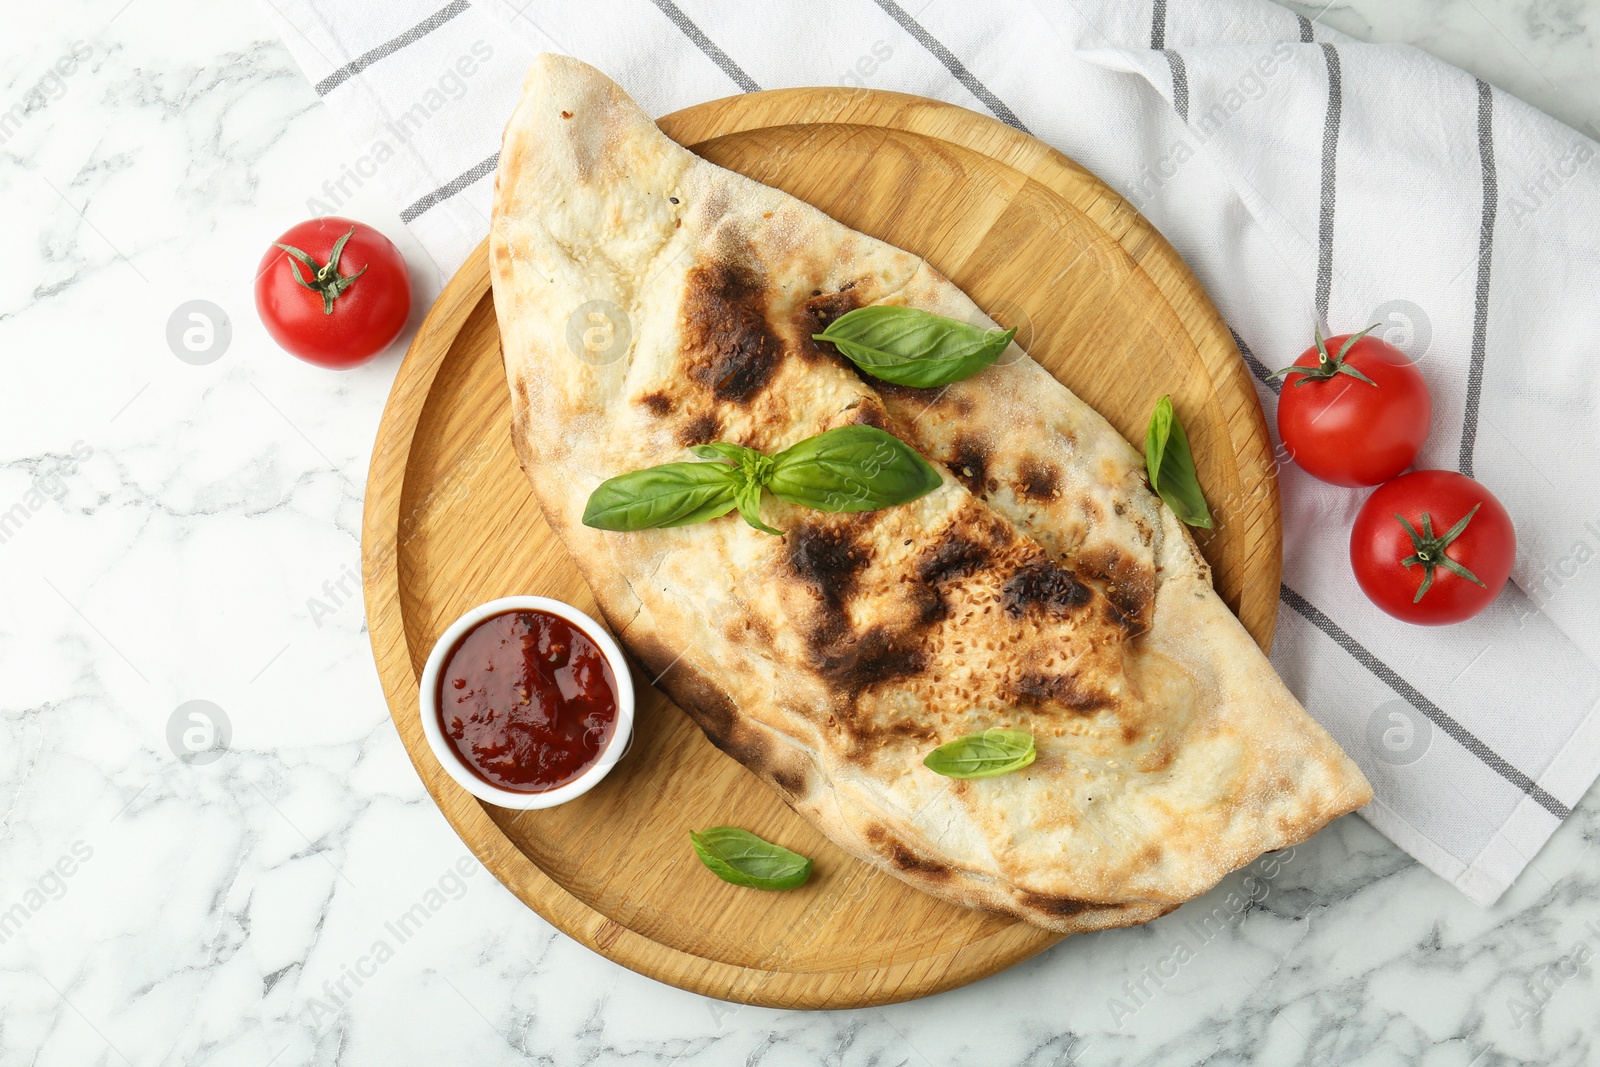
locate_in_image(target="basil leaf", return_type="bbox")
[1144,396,1212,530]
[735,479,782,536]
[692,442,780,534]
[923,728,1036,779]
[582,461,739,531]
[767,425,942,513]
[690,442,760,467]
[586,428,938,535]
[813,306,1017,388]
[689,827,813,890]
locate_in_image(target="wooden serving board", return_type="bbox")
[362,88,1280,1010]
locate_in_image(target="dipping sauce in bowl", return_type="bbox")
[437,609,619,793]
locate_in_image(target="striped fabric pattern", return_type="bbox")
[258,0,1600,906]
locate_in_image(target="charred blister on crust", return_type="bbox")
[1010,670,1113,714]
[629,629,739,745]
[785,516,931,701]
[908,507,1014,628]
[1074,544,1155,634]
[785,520,874,611]
[949,434,993,495]
[800,287,863,342]
[770,762,809,798]
[636,391,674,417]
[1015,892,1097,917]
[916,532,993,587]
[648,650,821,803]
[915,524,998,591]
[845,400,894,432]
[1002,560,1093,618]
[1103,598,1143,636]
[1017,458,1061,501]
[676,410,723,447]
[863,825,950,878]
[888,842,951,879]
[911,584,949,626]
[811,623,927,698]
[711,726,773,773]
[681,260,784,404]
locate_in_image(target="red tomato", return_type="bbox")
[1350,470,1515,625]
[1276,327,1432,487]
[254,217,411,368]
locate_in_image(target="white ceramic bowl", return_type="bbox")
[418,595,635,810]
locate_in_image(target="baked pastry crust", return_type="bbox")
[489,55,1372,933]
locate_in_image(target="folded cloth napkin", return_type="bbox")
[260,0,1600,906]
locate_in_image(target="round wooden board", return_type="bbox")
[362,88,1281,1010]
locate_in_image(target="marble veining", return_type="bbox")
[0,0,1596,1064]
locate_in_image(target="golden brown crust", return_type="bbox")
[489,55,1372,934]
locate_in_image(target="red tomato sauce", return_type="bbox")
[437,610,618,793]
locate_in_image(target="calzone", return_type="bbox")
[489,55,1372,933]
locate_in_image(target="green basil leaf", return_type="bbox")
[923,728,1036,779]
[813,306,1017,388]
[690,441,759,466]
[1144,396,1213,530]
[689,827,813,890]
[692,442,780,534]
[735,480,782,536]
[766,425,943,513]
[582,461,740,531]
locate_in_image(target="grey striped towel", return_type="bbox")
[260,0,1600,906]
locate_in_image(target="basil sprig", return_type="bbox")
[813,306,1017,388]
[1144,396,1212,530]
[690,442,780,535]
[923,728,1036,779]
[689,827,813,890]
[582,425,941,535]
[767,425,943,513]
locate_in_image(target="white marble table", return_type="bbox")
[1,1,1596,1064]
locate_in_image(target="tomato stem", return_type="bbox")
[1395,505,1487,603]
[1271,323,1381,387]
[274,227,367,315]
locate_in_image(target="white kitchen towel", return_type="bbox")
[259,0,1600,907]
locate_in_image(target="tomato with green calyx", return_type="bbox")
[1274,325,1432,487]
[1350,470,1515,625]
[255,217,411,369]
